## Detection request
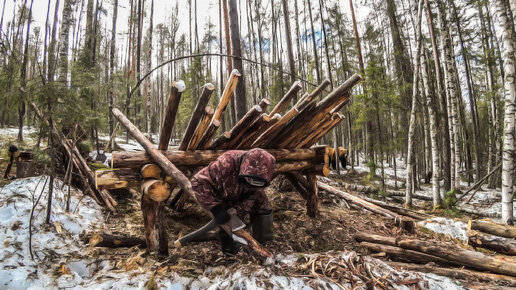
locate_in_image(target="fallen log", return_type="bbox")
[111,107,272,259]
[361,197,430,221]
[468,229,516,255]
[179,83,215,150]
[387,261,516,287]
[319,182,415,232]
[158,80,184,150]
[269,81,302,116]
[396,237,516,276]
[469,219,516,239]
[95,169,139,190]
[111,147,328,169]
[87,232,147,248]
[359,241,453,265]
[389,190,432,201]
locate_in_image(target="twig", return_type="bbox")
[29,176,49,260]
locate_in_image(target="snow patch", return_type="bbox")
[175,80,186,92]
[418,217,468,242]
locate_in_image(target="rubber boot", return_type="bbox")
[251,212,273,244]
[219,229,240,256]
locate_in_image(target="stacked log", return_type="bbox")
[466,219,516,256]
[95,72,362,256]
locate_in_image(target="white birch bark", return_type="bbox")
[438,1,461,190]
[405,0,424,207]
[494,0,516,224]
[421,51,442,207]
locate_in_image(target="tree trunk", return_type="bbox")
[405,0,424,207]
[281,0,296,85]
[227,0,246,120]
[421,51,442,207]
[108,0,118,150]
[494,0,516,225]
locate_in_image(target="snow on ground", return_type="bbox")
[0,176,465,289]
[418,217,468,242]
[0,126,37,138]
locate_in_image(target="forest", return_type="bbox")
[0,0,516,288]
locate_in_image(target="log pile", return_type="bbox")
[94,71,361,257]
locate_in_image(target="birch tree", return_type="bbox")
[494,0,516,225]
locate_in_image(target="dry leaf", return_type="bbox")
[54,222,63,234]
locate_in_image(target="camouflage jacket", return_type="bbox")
[191,149,276,217]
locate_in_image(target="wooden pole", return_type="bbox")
[159,80,184,150]
[269,81,302,116]
[179,83,215,150]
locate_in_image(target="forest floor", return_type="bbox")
[0,127,510,289]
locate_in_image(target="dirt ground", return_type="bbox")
[92,174,453,278]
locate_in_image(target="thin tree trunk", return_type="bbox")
[282,0,296,85]
[494,0,516,225]
[307,0,321,83]
[228,0,246,119]
[406,0,424,207]
[108,0,118,151]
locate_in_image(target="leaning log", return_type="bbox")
[387,261,516,287]
[468,229,516,256]
[213,69,240,121]
[318,182,415,232]
[237,113,281,149]
[179,83,215,150]
[269,81,302,116]
[469,220,516,239]
[159,80,184,150]
[111,107,272,259]
[255,106,299,148]
[197,119,220,149]
[213,105,263,149]
[111,147,328,169]
[187,107,215,149]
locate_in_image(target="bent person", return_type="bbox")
[191,148,275,255]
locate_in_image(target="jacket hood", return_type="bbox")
[238,148,276,185]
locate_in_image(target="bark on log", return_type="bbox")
[237,113,281,149]
[396,238,516,276]
[306,173,319,217]
[389,190,432,201]
[159,81,183,150]
[387,261,516,287]
[269,81,302,116]
[141,192,168,255]
[258,98,270,111]
[187,107,215,150]
[214,69,240,121]
[469,220,516,239]
[360,241,453,265]
[209,132,231,149]
[179,83,215,150]
[319,182,415,232]
[308,79,331,100]
[111,108,271,259]
[112,147,327,169]
[468,229,516,255]
[141,179,171,202]
[16,161,36,178]
[197,119,220,149]
[95,169,140,190]
[213,105,263,149]
[363,197,429,220]
[255,106,299,148]
[87,232,147,248]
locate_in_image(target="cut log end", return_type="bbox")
[141,179,171,202]
[141,164,162,179]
